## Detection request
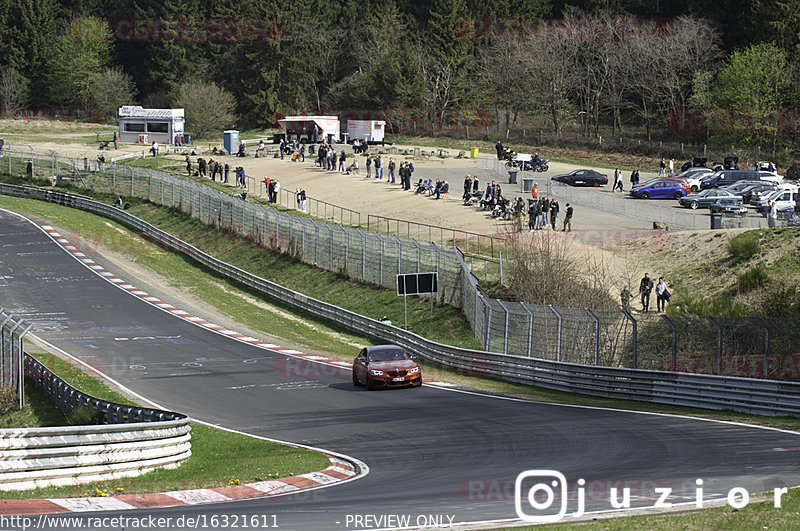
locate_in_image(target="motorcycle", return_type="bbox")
[531,159,549,172]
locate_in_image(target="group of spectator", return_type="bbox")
[414,178,450,199]
[626,273,670,313]
[263,177,280,203]
[295,188,307,212]
[279,140,305,162]
[316,143,346,171]
[352,139,369,154]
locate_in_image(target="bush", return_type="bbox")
[0,385,18,415]
[728,232,760,260]
[738,263,769,292]
[759,285,800,317]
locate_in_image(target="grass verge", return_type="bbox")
[0,349,330,500]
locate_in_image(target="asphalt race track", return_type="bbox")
[2,206,800,530]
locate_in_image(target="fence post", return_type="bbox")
[753,316,771,378]
[16,323,31,408]
[523,303,534,358]
[393,235,402,274]
[548,304,562,362]
[661,315,678,372]
[586,308,600,365]
[498,301,510,355]
[358,229,367,280]
[412,239,421,272]
[499,251,503,284]
[706,315,723,375]
[622,310,638,368]
[484,302,493,350]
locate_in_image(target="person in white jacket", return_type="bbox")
[656,277,670,313]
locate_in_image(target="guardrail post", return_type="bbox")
[498,301,510,354]
[706,315,723,375]
[753,316,771,378]
[622,310,638,368]
[548,304,562,362]
[522,303,534,358]
[661,315,678,372]
[586,308,600,365]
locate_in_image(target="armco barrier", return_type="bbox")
[3,184,799,417]
[0,354,191,491]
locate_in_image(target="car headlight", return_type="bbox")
[409,367,420,374]
[370,370,384,376]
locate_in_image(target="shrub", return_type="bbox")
[738,263,769,292]
[759,285,800,317]
[728,232,760,260]
[0,385,18,415]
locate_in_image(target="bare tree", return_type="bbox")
[474,40,534,137]
[89,67,137,122]
[172,81,236,139]
[0,68,29,116]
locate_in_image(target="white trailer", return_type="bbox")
[347,120,385,144]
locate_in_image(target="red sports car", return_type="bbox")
[352,345,422,390]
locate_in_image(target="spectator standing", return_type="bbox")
[668,159,674,174]
[280,140,285,159]
[113,131,118,150]
[550,199,559,228]
[366,155,373,178]
[388,158,396,183]
[375,155,383,180]
[151,141,159,157]
[273,179,280,203]
[562,203,573,232]
[331,150,338,172]
[768,200,778,228]
[655,277,670,313]
[300,189,307,212]
[658,158,666,176]
[531,182,539,200]
[639,273,654,312]
[541,196,550,228]
[295,188,302,210]
[224,163,229,183]
[185,155,192,176]
[268,179,275,202]
[300,145,305,162]
[534,198,543,229]
[339,151,346,172]
[463,175,472,200]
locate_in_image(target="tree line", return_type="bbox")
[1,0,799,147]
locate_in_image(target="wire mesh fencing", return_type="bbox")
[3,145,798,380]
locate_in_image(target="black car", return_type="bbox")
[551,169,608,187]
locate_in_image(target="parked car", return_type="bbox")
[630,179,689,199]
[757,171,784,184]
[710,156,739,172]
[709,197,747,216]
[700,170,763,190]
[670,167,714,192]
[735,182,778,203]
[352,345,422,390]
[678,188,738,209]
[551,169,608,186]
[755,187,799,213]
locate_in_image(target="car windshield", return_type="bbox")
[370,349,410,362]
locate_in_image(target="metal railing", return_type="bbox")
[0,310,32,408]
[366,214,507,258]
[3,149,798,382]
[0,354,190,491]
[6,193,796,416]
[277,187,362,226]
[24,353,185,423]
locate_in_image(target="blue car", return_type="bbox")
[629,179,689,199]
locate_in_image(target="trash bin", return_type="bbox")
[470,147,479,158]
[522,178,535,193]
[710,213,722,229]
[223,130,240,155]
[508,170,518,184]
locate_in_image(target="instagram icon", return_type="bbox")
[514,470,571,523]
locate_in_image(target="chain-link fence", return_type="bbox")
[0,309,32,406]
[3,145,798,380]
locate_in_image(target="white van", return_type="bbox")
[755,186,798,213]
